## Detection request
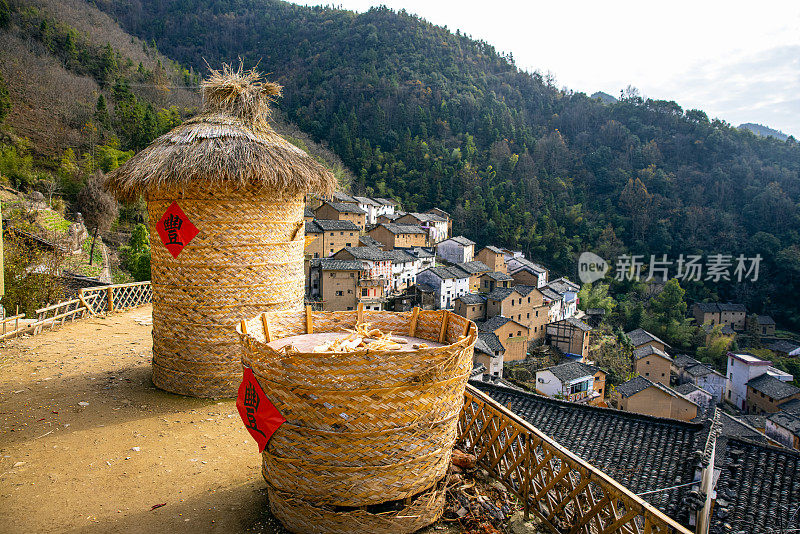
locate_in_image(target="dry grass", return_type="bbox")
[106,66,336,201]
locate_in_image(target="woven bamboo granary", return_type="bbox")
[105,66,336,397]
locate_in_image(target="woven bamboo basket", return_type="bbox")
[237,308,476,511]
[103,66,336,398]
[148,185,306,397]
[267,475,449,534]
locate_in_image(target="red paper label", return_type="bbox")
[236,366,285,452]
[156,202,199,258]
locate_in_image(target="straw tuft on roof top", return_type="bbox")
[105,64,336,201]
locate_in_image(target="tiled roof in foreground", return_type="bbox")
[710,438,800,534]
[472,382,704,522]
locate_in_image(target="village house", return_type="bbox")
[372,197,398,220]
[745,373,800,414]
[725,351,794,411]
[383,248,420,293]
[366,223,427,250]
[507,257,548,287]
[402,246,436,271]
[611,376,699,421]
[626,328,669,353]
[484,285,549,340]
[544,278,580,319]
[304,206,315,222]
[436,236,475,263]
[473,332,506,378]
[305,219,361,258]
[453,260,491,293]
[674,383,714,412]
[672,354,726,401]
[633,344,673,386]
[353,196,381,225]
[541,287,564,323]
[314,200,367,230]
[331,246,392,292]
[692,302,747,331]
[701,323,736,345]
[475,246,507,274]
[395,212,449,245]
[454,293,487,322]
[546,317,592,360]
[477,316,529,362]
[416,265,470,309]
[376,212,402,224]
[583,308,606,327]
[765,399,800,450]
[479,271,514,293]
[425,207,452,237]
[358,235,384,248]
[314,259,385,312]
[749,314,776,337]
[392,283,437,311]
[534,361,605,405]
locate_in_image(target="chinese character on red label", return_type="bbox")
[156,202,198,258]
[236,366,285,452]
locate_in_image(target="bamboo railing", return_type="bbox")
[458,385,692,534]
[0,281,152,341]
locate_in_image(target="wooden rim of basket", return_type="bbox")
[276,412,459,437]
[236,307,478,357]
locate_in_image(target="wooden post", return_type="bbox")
[306,305,313,334]
[261,313,272,342]
[240,319,249,335]
[107,286,114,313]
[357,302,364,325]
[15,305,18,333]
[408,306,419,337]
[438,311,449,344]
[524,433,531,520]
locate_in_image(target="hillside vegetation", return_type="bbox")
[88,0,800,326]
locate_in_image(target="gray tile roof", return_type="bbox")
[710,438,800,534]
[694,302,720,313]
[423,265,469,280]
[477,332,504,353]
[766,340,800,353]
[539,361,598,383]
[401,246,435,258]
[718,302,746,312]
[456,293,486,305]
[383,249,416,264]
[313,219,361,231]
[373,197,398,206]
[616,376,694,406]
[778,398,800,416]
[482,245,504,254]
[304,206,315,218]
[483,271,514,281]
[319,259,364,271]
[472,382,705,518]
[757,314,776,325]
[626,328,669,348]
[400,212,447,223]
[673,354,701,369]
[353,196,380,206]
[455,260,491,274]
[633,344,674,362]
[332,192,359,204]
[478,316,525,333]
[336,246,388,262]
[487,287,514,301]
[685,363,719,378]
[563,316,592,332]
[444,235,475,246]
[509,257,547,274]
[547,277,579,293]
[376,223,426,235]
[768,412,800,437]
[359,235,384,248]
[738,414,766,429]
[540,288,562,301]
[747,373,800,400]
[673,382,708,396]
[318,200,366,214]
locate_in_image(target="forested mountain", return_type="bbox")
[5,0,800,328]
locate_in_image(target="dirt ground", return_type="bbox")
[0,305,290,534]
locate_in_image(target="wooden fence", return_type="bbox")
[458,385,692,534]
[0,281,152,341]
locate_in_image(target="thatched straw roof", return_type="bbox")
[105,65,336,201]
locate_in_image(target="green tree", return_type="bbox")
[0,71,11,123]
[641,279,696,350]
[578,282,617,315]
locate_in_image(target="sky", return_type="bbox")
[293,1,800,137]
